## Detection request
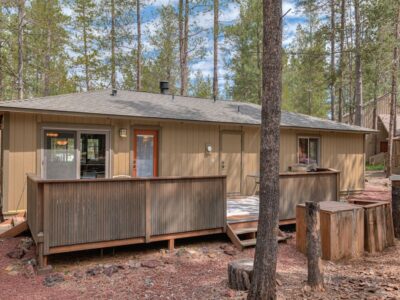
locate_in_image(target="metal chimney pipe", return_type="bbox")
[160,81,169,94]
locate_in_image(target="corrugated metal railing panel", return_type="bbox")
[151,177,226,235]
[279,171,338,220]
[47,180,146,247]
[27,175,42,243]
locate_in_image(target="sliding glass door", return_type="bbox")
[80,133,107,179]
[44,131,77,179]
[43,129,109,180]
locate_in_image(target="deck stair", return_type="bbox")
[227,222,258,250]
[227,221,291,250]
[0,212,28,238]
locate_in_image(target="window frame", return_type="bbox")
[297,135,321,165]
[41,126,111,180]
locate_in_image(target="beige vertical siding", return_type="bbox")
[321,132,365,191]
[240,128,365,195]
[2,111,365,214]
[3,113,37,213]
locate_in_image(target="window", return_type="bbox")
[43,129,110,179]
[298,137,320,165]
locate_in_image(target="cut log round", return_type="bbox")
[228,259,253,291]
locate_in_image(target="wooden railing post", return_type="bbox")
[145,180,151,243]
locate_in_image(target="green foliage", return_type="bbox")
[366,163,385,171]
[189,70,212,98]
[223,0,263,104]
[282,24,329,118]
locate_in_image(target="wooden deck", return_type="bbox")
[27,174,227,268]
[226,169,340,249]
[26,168,341,263]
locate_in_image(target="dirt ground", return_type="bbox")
[1,171,399,299]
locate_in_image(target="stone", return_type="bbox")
[224,248,237,256]
[6,248,25,259]
[175,248,189,257]
[86,266,103,276]
[141,260,160,269]
[162,257,174,265]
[22,258,37,266]
[73,271,83,279]
[144,277,154,287]
[18,237,34,251]
[23,264,35,278]
[127,260,141,269]
[103,265,119,277]
[43,273,64,287]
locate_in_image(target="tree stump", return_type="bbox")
[306,201,324,291]
[228,259,253,290]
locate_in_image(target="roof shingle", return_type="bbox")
[0,90,375,133]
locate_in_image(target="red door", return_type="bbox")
[133,130,158,177]
[380,141,388,153]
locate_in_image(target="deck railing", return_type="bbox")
[27,174,226,266]
[279,168,340,220]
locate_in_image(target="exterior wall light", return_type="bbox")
[206,144,212,153]
[119,128,128,138]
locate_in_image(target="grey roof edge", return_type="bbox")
[0,105,377,134]
[0,89,376,134]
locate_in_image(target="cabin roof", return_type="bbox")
[378,114,400,135]
[0,90,375,133]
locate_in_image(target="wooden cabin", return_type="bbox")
[344,93,400,167]
[0,89,373,216]
[0,89,375,266]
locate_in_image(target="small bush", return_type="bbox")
[366,164,385,171]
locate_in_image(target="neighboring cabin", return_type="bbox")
[344,93,400,168]
[0,89,373,215]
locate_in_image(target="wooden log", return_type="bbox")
[305,202,324,291]
[227,259,253,291]
[392,180,400,238]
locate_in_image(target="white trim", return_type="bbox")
[40,125,111,179]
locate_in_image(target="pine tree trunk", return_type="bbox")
[213,0,219,100]
[17,0,24,100]
[111,0,116,90]
[136,0,141,91]
[182,0,189,96]
[306,202,324,291]
[330,0,335,121]
[178,0,189,96]
[338,0,345,122]
[387,7,400,177]
[43,26,51,96]
[354,0,362,126]
[247,0,282,298]
[82,2,90,91]
[178,0,184,95]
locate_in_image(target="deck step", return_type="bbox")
[234,227,258,235]
[240,238,257,247]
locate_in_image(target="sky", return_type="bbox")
[139,0,305,91]
[64,0,306,93]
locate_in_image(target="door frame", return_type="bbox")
[40,125,111,179]
[219,130,243,195]
[132,129,159,177]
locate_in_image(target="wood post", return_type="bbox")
[168,239,174,251]
[305,201,324,291]
[392,179,400,238]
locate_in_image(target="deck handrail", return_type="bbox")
[27,174,227,267]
